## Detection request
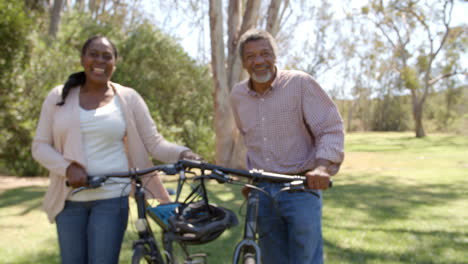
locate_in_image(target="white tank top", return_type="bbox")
[68,96,130,201]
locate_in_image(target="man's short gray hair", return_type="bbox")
[238,29,278,60]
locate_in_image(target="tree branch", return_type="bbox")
[428,71,466,86]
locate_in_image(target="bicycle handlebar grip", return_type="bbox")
[65,176,104,188]
[88,176,106,188]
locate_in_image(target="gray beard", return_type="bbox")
[251,71,272,83]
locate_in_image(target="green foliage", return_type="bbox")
[112,21,214,161]
[181,120,215,162]
[401,66,421,90]
[0,11,104,176]
[371,94,410,131]
[0,0,41,175]
[361,6,369,15]
[416,54,429,73]
[0,0,31,78]
[425,82,467,134]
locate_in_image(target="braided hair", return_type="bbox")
[56,36,118,106]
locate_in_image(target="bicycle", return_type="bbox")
[167,160,332,264]
[70,161,238,264]
[70,160,330,264]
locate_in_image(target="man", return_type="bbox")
[230,29,345,264]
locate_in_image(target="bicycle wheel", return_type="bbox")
[243,253,257,264]
[163,240,187,264]
[132,244,154,264]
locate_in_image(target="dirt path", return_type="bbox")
[0,176,49,191]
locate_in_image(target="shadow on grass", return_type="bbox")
[347,134,468,153]
[6,252,60,264]
[322,174,468,263]
[324,237,467,264]
[323,173,464,223]
[324,225,468,264]
[4,237,60,264]
[0,186,45,215]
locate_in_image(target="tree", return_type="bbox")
[363,0,464,137]
[113,21,214,160]
[0,0,36,174]
[49,0,64,37]
[289,0,339,77]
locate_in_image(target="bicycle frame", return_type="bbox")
[232,190,261,264]
[74,165,200,264]
[132,170,207,264]
[175,160,328,264]
[132,174,166,263]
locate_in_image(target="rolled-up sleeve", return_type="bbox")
[302,76,344,165]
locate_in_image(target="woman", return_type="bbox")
[32,35,200,264]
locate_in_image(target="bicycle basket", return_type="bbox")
[167,200,238,245]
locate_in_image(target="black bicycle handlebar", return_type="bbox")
[177,160,332,187]
[177,160,309,183]
[68,160,332,192]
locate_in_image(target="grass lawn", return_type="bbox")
[0,132,467,263]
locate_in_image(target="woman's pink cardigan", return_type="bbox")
[32,82,188,223]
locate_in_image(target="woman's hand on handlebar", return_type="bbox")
[66,163,88,188]
[305,166,331,190]
[179,150,203,161]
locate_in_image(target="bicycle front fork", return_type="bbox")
[232,191,262,263]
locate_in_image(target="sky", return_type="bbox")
[141,0,467,97]
[142,0,467,62]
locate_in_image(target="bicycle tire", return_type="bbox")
[243,253,257,264]
[132,244,154,264]
[163,241,188,264]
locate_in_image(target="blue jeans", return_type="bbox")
[256,182,323,264]
[56,196,129,264]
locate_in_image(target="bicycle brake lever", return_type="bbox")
[71,186,88,195]
[161,165,180,175]
[283,181,306,193]
[212,169,230,184]
[68,176,105,195]
[87,176,106,188]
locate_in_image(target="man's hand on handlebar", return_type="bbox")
[241,186,251,199]
[305,166,331,190]
[66,163,88,188]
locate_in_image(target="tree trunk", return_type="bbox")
[209,0,238,167]
[101,0,108,15]
[209,0,281,168]
[226,0,242,90]
[49,0,64,38]
[411,93,426,138]
[347,100,358,132]
[89,0,97,17]
[266,0,282,36]
[75,0,84,11]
